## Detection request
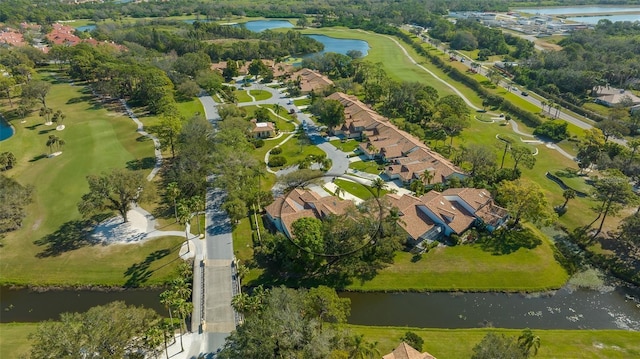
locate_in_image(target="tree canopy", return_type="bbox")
[0,174,33,237]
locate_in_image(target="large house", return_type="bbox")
[384,187,508,243]
[383,342,436,359]
[327,92,466,185]
[593,86,640,107]
[290,68,334,93]
[264,188,355,238]
[250,119,276,139]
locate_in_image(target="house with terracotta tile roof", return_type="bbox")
[46,23,81,46]
[290,68,334,93]
[326,92,465,185]
[264,188,355,238]
[383,187,507,243]
[383,342,436,359]
[0,28,26,47]
[250,119,276,139]
[593,86,640,107]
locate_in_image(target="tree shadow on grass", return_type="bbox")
[34,214,110,258]
[38,128,56,135]
[26,123,42,130]
[29,154,47,162]
[124,244,182,288]
[475,227,542,255]
[66,95,94,105]
[126,157,157,171]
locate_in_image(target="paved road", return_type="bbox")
[198,93,221,123]
[202,187,237,356]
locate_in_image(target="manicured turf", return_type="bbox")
[176,97,205,119]
[349,160,382,175]
[329,139,362,152]
[276,134,326,168]
[333,178,388,200]
[293,98,311,106]
[249,89,272,101]
[0,75,185,286]
[348,325,640,359]
[0,323,37,359]
[347,225,568,292]
[242,105,296,132]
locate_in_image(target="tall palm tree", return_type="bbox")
[518,328,541,357]
[370,178,386,198]
[190,195,204,237]
[45,135,58,153]
[166,182,180,222]
[174,298,193,352]
[177,199,192,252]
[419,170,434,186]
[334,186,345,199]
[159,290,177,345]
[144,325,166,359]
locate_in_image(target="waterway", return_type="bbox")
[76,25,96,32]
[514,6,640,24]
[2,284,639,330]
[0,116,14,142]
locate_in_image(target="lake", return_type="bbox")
[305,34,370,57]
[240,20,294,32]
[76,25,96,32]
[0,117,13,142]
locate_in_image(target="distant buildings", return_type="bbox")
[0,27,25,47]
[290,68,334,93]
[46,23,81,46]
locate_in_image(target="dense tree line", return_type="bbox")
[222,286,382,358]
[0,174,33,238]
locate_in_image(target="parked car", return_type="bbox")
[521,91,529,96]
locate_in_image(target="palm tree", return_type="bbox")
[561,189,576,209]
[159,290,177,345]
[144,325,166,359]
[190,195,204,237]
[273,103,282,115]
[334,186,345,199]
[57,139,65,151]
[419,170,434,186]
[177,198,192,252]
[166,182,181,222]
[39,106,53,124]
[349,334,381,359]
[45,135,58,154]
[518,328,541,357]
[370,178,387,198]
[174,298,193,353]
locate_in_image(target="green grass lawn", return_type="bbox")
[249,89,272,101]
[349,160,382,175]
[0,323,37,359]
[242,105,296,132]
[330,138,362,152]
[333,178,388,200]
[0,75,185,286]
[176,97,205,119]
[275,134,326,168]
[293,98,311,106]
[234,89,253,103]
[232,216,264,283]
[348,325,640,359]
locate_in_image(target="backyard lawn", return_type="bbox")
[249,89,272,101]
[0,74,185,286]
[349,325,640,359]
[347,225,568,292]
[293,98,311,106]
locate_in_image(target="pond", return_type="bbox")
[75,25,96,32]
[304,34,370,57]
[239,20,294,33]
[0,117,14,142]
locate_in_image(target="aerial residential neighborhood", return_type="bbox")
[1,0,640,358]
